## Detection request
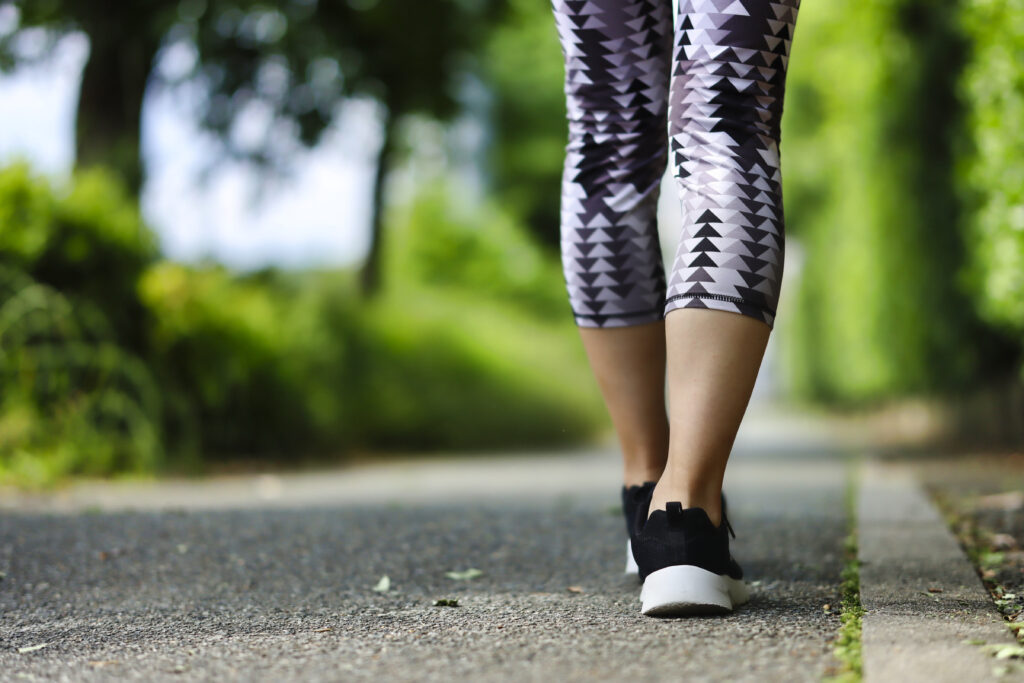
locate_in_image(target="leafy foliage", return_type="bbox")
[0,0,508,177]
[779,0,1018,405]
[956,0,1024,339]
[0,163,605,485]
[0,163,158,348]
[385,177,568,319]
[0,165,160,483]
[482,0,567,248]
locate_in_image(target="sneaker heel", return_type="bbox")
[639,565,743,616]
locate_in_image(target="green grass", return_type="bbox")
[826,469,865,682]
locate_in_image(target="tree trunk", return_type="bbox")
[75,29,158,195]
[359,108,400,297]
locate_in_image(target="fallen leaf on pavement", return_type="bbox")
[18,643,49,654]
[445,568,483,580]
[434,599,459,607]
[567,586,584,594]
[373,576,391,592]
[986,644,1024,660]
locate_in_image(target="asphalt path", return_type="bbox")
[1,406,855,682]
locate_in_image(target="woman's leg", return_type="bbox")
[651,310,769,525]
[579,322,668,487]
[550,0,674,486]
[648,0,801,524]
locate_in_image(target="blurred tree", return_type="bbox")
[482,0,566,249]
[0,1,175,195]
[0,0,508,294]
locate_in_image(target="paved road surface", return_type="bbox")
[1,406,856,682]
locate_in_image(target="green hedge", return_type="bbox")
[0,163,605,485]
[957,0,1024,337]
[0,164,162,484]
[779,0,1019,405]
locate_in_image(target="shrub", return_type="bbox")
[385,176,569,320]
[0,266,162,485]
[138,261,323,459]
[957,0,1024,341]
[778,0,1012,405]
[0,162,157,351]
[0,161,607,485]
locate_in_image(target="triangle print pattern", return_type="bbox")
[552,0,674,328]
[551,0,801,330]
[665,0,800,329]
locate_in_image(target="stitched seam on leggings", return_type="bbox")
[665,293,776,318]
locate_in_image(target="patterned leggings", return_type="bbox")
[551,0,800,330]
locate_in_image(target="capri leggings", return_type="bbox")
[551,0,800,330]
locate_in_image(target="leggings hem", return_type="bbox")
[664,294,776,330]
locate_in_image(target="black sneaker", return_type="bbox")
[621,481,657,576]
[631,497,749,616]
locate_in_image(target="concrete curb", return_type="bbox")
[858,459,1019,682]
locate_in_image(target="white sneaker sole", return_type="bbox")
[625,539,639,575]
[639,564,750,616]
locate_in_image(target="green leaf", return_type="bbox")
[983,644,1024,660]
[433,598,459,607]
[445,568,483,581]
[18,643,49,654]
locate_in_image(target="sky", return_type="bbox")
[0,32,379,270]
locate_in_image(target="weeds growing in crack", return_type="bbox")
[825,471,864,682]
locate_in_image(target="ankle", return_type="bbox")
[648,480,723,527]
[623,466,663,488]
[619,437,668,489]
